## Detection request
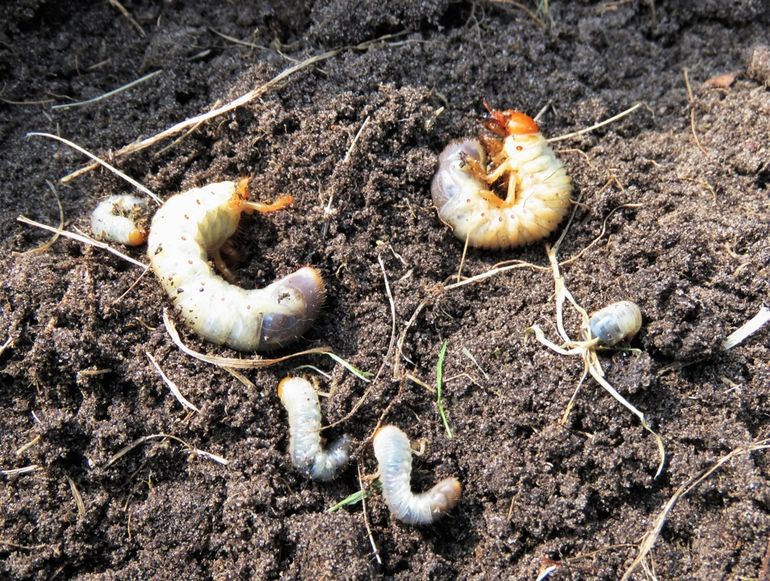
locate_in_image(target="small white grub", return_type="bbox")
[588,301,643,347]
[277,376,349,481]
[91,194,149,246]
[373,425,461,525]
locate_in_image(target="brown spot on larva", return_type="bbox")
[498,216,504,222]
[188,260,193,265]
[196,199,201,205]
[184,214,190,220]
[516,145,523,151]
[176,288,184,294]
[181,236,187,241]
[154,246,163,255]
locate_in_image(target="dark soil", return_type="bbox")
[2,1,769,579]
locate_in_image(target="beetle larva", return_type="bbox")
[147,179,324,351]
[277,376,350,481]
[588,301,642,347]
[373,425,461,525]
[431,107,572,249]
[91,194,149,246]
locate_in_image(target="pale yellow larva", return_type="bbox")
[147,179,324,352]
[277,376,349,481]
[431,108,572,249]
[373,425,461,525]
[588,301,642,346]
[91,194,149,246]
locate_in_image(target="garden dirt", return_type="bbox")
[1,1,769,579]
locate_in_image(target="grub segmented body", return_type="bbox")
[147,180,324,352]
[432,109,572,249]
[278,376,349,481]
[91,194,149,246]
[373,425,461,525]
[589,301,642,346]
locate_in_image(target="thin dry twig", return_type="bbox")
[322,115,371,237]
[0,539,47,551]
[559,203,642,267]
[145,351,200,413]
[0,96,55,106]
[109,268,150,307]
[26,132,161,204]
[162,309,332,369]
[683,68,708,155]
[209,28,269,51]
[461,347,490,380]
[394,299,429,378]
[222,367,257,389]
[52,70,161,110]
[444,260,546,290]
[622,438,770,580]
[106,433,229,467]
[15,434,41,456]
[358,463,382,565]
[60,34,406,183]
[16,215,148,269]
[0,336,14,358]
[547,103,644,143]
[153,99,223,157]
[489,0,546,29]
[1,465,42,477]
[108,0,146,36]
[456,231,472,283]
[65,475,86,520]
[14,181,64,256]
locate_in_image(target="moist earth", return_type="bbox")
[1,1,769,579]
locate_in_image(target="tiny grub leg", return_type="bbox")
[485,160,511,185]
[463,155,488,181]
[241,194,294,214]
[211,247,237,283]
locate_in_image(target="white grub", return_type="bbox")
[277,376,349,481]
[91,194,149,246]
[431,108,572,249]
[373,425,461,525]
[589,301,643,347]
[147,179,325,351]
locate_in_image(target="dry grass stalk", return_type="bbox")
[622,438,770,580]
[146,352,200,413]
[106,433,229,467]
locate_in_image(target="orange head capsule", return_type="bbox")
[482,100,540,136]
[502,110,540,135]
